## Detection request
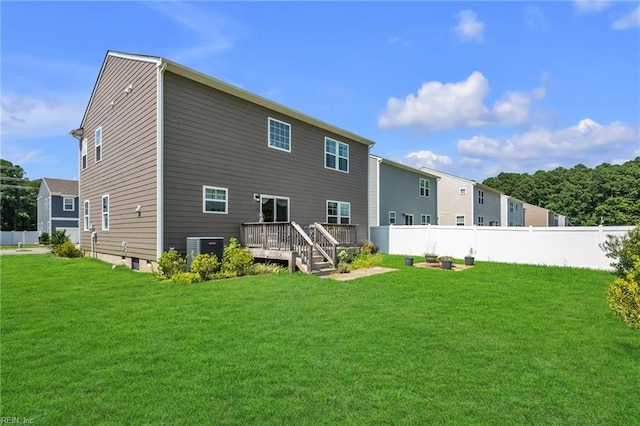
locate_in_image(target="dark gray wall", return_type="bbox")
[378,163,437,225]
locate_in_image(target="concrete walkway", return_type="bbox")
[0,248,51,255]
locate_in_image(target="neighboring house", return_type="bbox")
[420,168,502,226]
[369,155,439,226]
[70,51,373,273]
[501,194,525,227]
[37,178,80,242]
[523,203,569,226]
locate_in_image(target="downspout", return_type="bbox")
[156,61,167,260]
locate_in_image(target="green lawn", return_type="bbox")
[1,254,638,425]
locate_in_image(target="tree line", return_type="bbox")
[483,157,640,226]
[1,159,40,231]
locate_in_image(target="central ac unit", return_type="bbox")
[186,237,224,267]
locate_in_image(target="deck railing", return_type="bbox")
[310,223,339,268]
[291,222,314,271]
[319,223,358,247]
[242,222,292,250]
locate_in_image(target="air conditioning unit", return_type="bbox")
[186,237,224,267]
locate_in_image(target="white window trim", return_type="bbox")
[326,200,351,224]
[324,137,349,173]
[404,214,414,225]
[101,195,109,231]
[456,215,465,226]
[95,127,103,163]
[81,139,88,170]
[259,194,290,222]
[84,200,90,231]
[203,185,228,214]
[478,190,484,205]
[459,188,467,195]
[389,211,396,225]
[63,197,75,211]
[478,215,484,226]
[268,117,291,152]
[421,214,431,225]
[419,178,430,197]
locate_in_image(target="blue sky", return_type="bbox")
[2,1,639,183]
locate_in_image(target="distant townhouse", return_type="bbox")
[70,51,374,273]
[37,178,80,242]
[369,155,439,226]
[501,194,525,227]
[420,168,502,226]
[523,203,569,226]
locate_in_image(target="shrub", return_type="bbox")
[39,232,50,245]
[351,252,383,270]
[190,253,220,281]
[170,271,202,285]
[337,248,354,264]
[158,249,186,280]
[50,229,69,247]
[360,240,379,255]
[249,262,289,275]
[600,224,640,278]
[53,241,83,258]
[607,256,640,330]
[222,238,254,276]
[337,261,351,273]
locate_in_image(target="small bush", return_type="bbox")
[249,262,289,275]
[50,229,69,247]
[607,256,640,330]
[39,232,50,245]
[158,249,186,279]
[351,252,383,270]
[360,240,379,255]
[223,238,254,276]
[337,261,351,273]
[600,224,640,278]
[53,241,83,258]
[170,271,202,285]
[337,248,354,264]
[190,253,220,281]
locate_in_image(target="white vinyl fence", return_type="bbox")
[370,225,634,271]
[0,231,40,246]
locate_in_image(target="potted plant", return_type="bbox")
[465,247,476,266]
[424,252,439,263]
[404,256,414,266]
[438,256,454,270]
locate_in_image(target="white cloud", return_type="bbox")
[524,5,548,30]
[611,6,640,30]
[574,0,611,14]
[457,119,639,161]
[1,93,86,140]
[454,10,485,43]
[378,72,546,131]
[402,150,453,170]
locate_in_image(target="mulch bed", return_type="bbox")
[414,262,474,271]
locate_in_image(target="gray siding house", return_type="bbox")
[523,202,569,226]
[369,155,439,226]
[420,168,502,226]
[71,51,373,272]
[501,194,525,227]
[37,178,80,242]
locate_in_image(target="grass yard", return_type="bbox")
[1,254,638,425]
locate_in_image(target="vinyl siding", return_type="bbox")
[37,184,49,234]
[473,187,501,225]
[162,71,369,253]
[378,163,437,226]
[79,55,158,260]
[434,174,473,226]
[368,156,380,227]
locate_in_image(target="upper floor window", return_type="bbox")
[515,204,519,211]
[478,190,484,205]
[83,200,90,231]
[203,186,228,214]
[102,195,109,231]
[95,128,102,162]
[81,139,88,170]
[389,211,396,225]
[268,118,291,152]
[63,197,75,211]
[421,214,431,225]
[419,178,430,197]
[325,137,349,172]
[456,215,465,226]
[509,202,514,212]
[459,188,467,195]
[327,200,350,224]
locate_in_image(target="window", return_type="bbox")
[268,118,291,152]
[419,178,430,197]
[509,202,514,212]
[509,221,514,226]
[421,214,431,225]
[459,188,467,195]
[515,204,519,211]
[83,201,90,231]
[63,197,75,211]
[477,216,484,226]
[389,211,396,225]
[101,195,109,230]
[327,200,350,224]
[260,195,289,222]
[325,137,349,172]
[203,186,228,214]
[478,190,484,205]
[404,214,414,225]
[489,220,499,226]
[95,128,102,162]
[456,215,465,226]
[81,139,87,170]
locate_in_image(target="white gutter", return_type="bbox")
[156,61,167,260]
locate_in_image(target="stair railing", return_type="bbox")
[310,223,339,268]
[291,222,315,272]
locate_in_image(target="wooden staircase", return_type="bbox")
[292,222,338,276]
